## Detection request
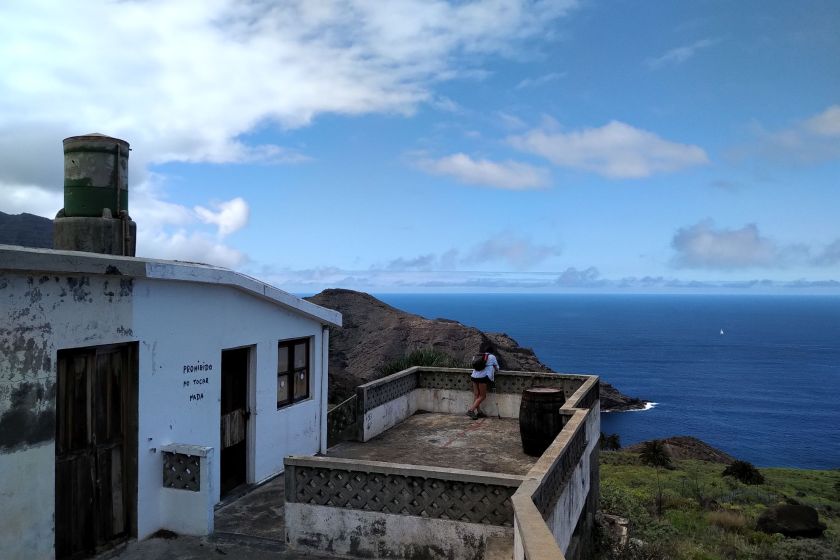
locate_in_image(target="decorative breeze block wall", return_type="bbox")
[162,451,200,492]
[288,464,517,526]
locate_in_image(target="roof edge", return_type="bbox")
[0,245,342,327]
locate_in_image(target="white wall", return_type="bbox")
[414,387,522,418]
[362,392,417,441]
[131,279,325,538]
[0,271,329,557]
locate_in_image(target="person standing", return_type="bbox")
[467,342,499,419]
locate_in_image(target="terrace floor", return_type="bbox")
[326,411,538,475]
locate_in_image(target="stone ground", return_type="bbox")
[326,411,538,475]
[102,476,340,560]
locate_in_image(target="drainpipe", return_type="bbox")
[319,325,330,453]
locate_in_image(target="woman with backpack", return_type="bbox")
[467,341,499,419]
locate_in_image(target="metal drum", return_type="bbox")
[63,134,129,217]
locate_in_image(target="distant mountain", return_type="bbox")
[0,212,53,249]
[306,288,647,411]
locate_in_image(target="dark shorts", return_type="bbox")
[472,376,493,387]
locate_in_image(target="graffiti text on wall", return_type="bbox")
[183,361,213,403]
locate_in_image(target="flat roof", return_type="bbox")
[326,412,538,476]
[0,244,341,327]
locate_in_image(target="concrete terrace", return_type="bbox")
[326,412,538,475]
[285,367,601,560]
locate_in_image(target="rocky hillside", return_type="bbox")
[624,435,735,464]
[0,212,53,248]
[306,289,645,411]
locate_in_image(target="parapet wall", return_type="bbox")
[512,377,600,560]
[350,367,592,442]
[284,455,522,558]
[312,368,600,560]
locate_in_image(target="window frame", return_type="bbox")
[277,337,311,409]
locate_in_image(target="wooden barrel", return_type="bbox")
[519,387,565,457]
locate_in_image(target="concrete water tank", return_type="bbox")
[63,134,130,217]
[53,133,137,256]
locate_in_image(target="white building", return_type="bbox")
[0,245,341,560]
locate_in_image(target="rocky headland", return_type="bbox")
[306,288,647,411]
[623,435,736,464]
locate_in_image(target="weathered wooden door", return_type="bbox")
[220,347,249,497]
[56,344,136,559]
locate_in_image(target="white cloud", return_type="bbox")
[384,254,438,272]
[671,220,786,269]
[515,72,565,89]
[496,112,528,130]
[141,230,246,269]
[0,183,62,218]
[814,239,840,266]
[510,120,709,178]
[381,233,561,272]
[646,38,719,69]
[735,105,840,165]
[415,153,549,189]
[0,0,577,266]
[803,105,840,137]
[127,181,248,266]
[194,198,250,238]
[555,266,601,287]
[255,264,840,293]
[0,0,577,186]
[462,233,561,269]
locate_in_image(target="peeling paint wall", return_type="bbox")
[0,272,134,560]
[545,403,600,556]
[286,502,513,560]
[1,270,328,558]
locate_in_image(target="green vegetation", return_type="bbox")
[723,460,765,485]
[598,451,840,560]
[600,432,622,451]
[377,347,461,376]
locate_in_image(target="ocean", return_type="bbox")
[375,294,840,470]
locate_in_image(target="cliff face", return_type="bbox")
[0,212,53,249]
[306,288,645,411]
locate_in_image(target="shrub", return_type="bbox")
[377,347,458,376]
[706,509,747,532]
[600,480,650,526]
[722,460,765,485]
[766,538,840,560]
[601,432,622,451]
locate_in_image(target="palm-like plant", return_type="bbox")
[639,440,672,469]
[639,440,672,516]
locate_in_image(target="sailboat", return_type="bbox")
[720,328,725,335]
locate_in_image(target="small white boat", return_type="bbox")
[720,329,725,335]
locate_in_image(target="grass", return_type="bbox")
[376,347,461,376]
[598,451,840,560]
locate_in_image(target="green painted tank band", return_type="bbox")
[64,187,128,217]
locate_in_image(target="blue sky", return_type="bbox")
[1,0,838,292]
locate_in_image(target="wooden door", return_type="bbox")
[56,344,136,559]
[220,347,249,497]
